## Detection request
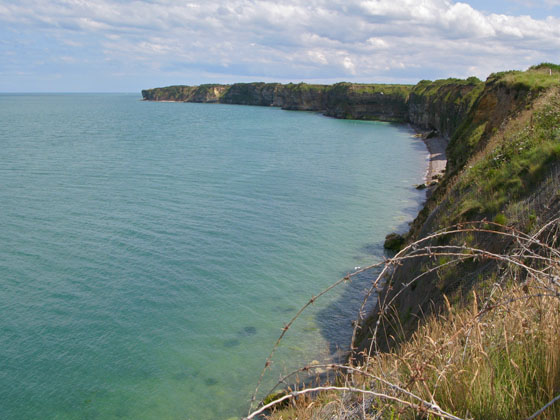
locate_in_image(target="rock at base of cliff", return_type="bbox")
[384,233,406,252]
[426,129,439,139]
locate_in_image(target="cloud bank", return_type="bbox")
[0,0,559,91]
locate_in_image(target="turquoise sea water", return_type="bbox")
[0,93,427,419]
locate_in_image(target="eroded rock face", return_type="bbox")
[407,81,483,138]
[323,83,409,121]
[274,84,328,111]
[142,82,414,122]
[221,83,279,106]
[141,79,486,129]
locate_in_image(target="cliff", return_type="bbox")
[143,70,560,344]
[142,82,412,123]
[142,68,560,343]
[141,84,229,102]
[142,78,488,132]
[407,77,483,138]
[357,64,560,351]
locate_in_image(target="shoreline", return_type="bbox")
[144,97,449,182]
[412,127,448,184]
[424,135,448,182]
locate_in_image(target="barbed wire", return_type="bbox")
[246,218,560,419]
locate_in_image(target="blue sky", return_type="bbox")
[462,0,560,18]
[1,0,559,92]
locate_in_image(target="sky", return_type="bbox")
[0,0,559,92]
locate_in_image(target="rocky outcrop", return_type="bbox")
[383,233,406,252]
[407,78,483,138]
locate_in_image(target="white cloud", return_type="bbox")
[442,3,496,37]
[367,38,389,49]
[342,56,356,73]
[307,50,328,65]
[0,0,559,88]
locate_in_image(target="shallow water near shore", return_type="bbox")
[0,93,426,419]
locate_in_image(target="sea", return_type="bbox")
[0,93,427,419]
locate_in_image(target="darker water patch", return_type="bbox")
[205,377,218,386]
[359,243,381,256]
[223,338,241,348]
[238,326,257,337]
[316,252,386,358]
[113,406,130,418]
[172,369,199,381]
[317,218,422,357]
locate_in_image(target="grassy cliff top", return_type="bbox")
[488,63,560,91]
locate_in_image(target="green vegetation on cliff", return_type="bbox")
[408,77,484,138]
[142,81,415,122]
[455,93,560,218]
[374,66,560,331]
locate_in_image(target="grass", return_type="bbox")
[264,287,560,420]
[283,83,328,92]
[347,83,412,99]
[411,77,482,97]
[455,92,560,219]
[448,121,487,171]
[362,284,560,420]
[489,65,560,93]
[442,64,560,174]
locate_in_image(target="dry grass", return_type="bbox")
[249,220,560,420]
[364,285,560,419]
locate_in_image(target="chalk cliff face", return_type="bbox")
[142,82,414,123]
[141,84,229,103]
